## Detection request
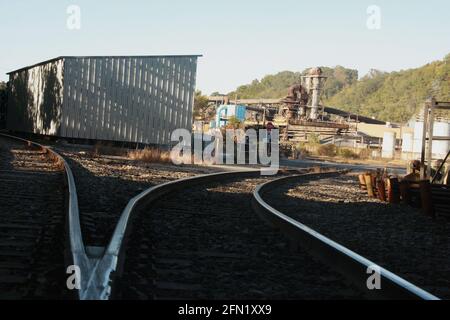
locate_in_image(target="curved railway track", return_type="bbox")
[0,133,441,300]
[252,172,440,300]
[102,170,361,299]
[0,134,67,299]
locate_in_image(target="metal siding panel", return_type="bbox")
[125,57,132,142]
[136,58,144,143]
[116,58,124,141]
[88,58,96,139]
[122,57,130,142]
[182,58,190,130]
[67,58,75,138]
[79,58,86,138]
[75,59,81,138]
[113,58,120,141]
[163,57,169,144]
[122,58,130,141]
[187,57,197,130]
[155,58,161,145]
[147,58,156,144]
[61,58,69,137]
[160,58,167,145]
[82,58,89,139]
[169,58,177,141]
[93,58,100,140]
[185,58,193,130]
[100,58,109,140]
[101,58,108,140]
[130,58,138,142]
[168,58,175,142]
[97,58,105,140]
[149,58,158,144]
[141,59,149,144]
[175,58,182,130]
[108,58,116,141]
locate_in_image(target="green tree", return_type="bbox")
[226,116,242,129]
[193,90,209,120]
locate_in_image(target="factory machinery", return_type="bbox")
[206,68,356,144]
[274,67,353,144]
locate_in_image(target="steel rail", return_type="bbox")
[252,172,440,300]
[84,168,289,299]
[0,133,90,300]
[86,167,309,299]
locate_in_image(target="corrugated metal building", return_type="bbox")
[6,55,200,145]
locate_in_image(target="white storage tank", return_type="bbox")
[412,121,449,158]
[401,132,414,160]
[382,132,396,158]
[412,121,424,155]
[402,133,414,153]
[433,122,450,158]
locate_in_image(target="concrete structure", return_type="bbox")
[6,55,200,145]
[401,132,414,160]
[382,132,396,158]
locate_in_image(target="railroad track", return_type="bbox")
[0,133,442,300]
[0,134,67,299]
[93,170,362,300]
[252,172,440,300]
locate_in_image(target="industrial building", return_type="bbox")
[6,55,201,145]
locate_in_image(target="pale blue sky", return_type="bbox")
[0,0,449,94]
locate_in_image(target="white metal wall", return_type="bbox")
[61,56,198,145]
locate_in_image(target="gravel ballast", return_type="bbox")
[262,174,450,299]
[57,146,218,247]
[119,176,361,299]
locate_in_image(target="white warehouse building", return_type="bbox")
[6,55,201,145]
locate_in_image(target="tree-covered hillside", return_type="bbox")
[225,54,450,123]
[228,66,358,100]
[326,54,450,122]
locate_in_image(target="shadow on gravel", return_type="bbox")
[264,182,450,299]
[63,156,153,247]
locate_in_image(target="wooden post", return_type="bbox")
[419,180,435,218]
[420,103,429,180]
[386,178,400,204]
[426,99,435,180]
[377,178,387,202]
[371,175,378,197]
[364,174,374,197]
[358,174,367,190]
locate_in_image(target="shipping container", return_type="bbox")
[6,55,201,145]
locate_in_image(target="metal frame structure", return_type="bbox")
[420,98,450,180]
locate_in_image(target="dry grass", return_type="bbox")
[128,147,171,164]
[337,148,359,159]
[317,144,337,157]
[93,143,127,157]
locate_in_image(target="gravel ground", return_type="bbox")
[0,137,66,299]
[56,146,219,247]
[119,176,362,300]
[263,173,450,299]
